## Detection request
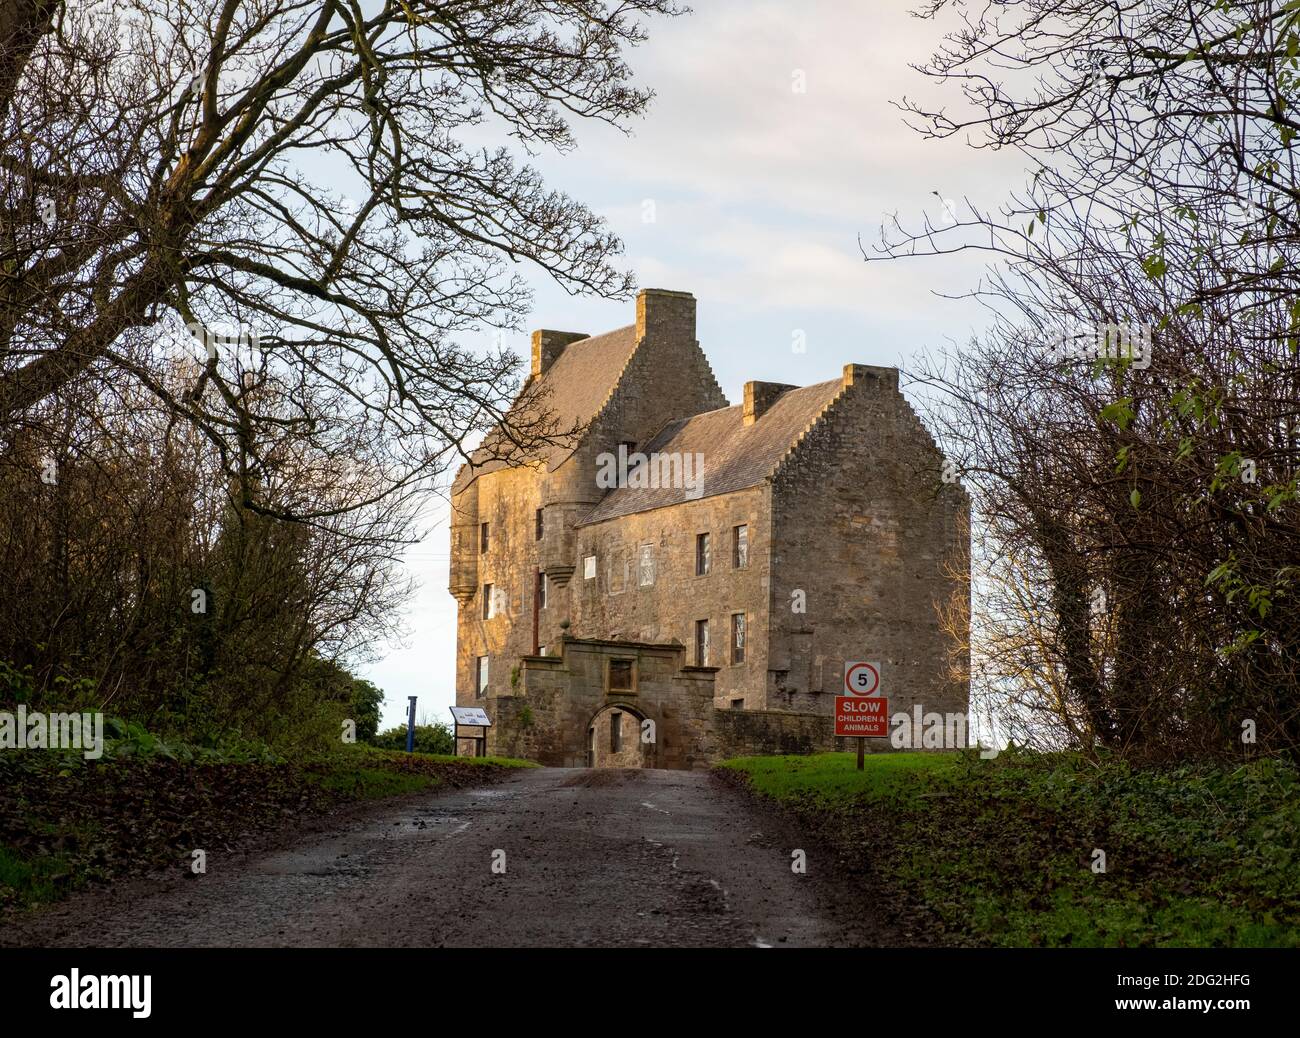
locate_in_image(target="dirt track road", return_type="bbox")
[5,767,886,948]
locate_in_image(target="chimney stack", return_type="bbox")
[636,288,696,343]
[842,363,899,391]
[743,381,797,425]
[531,329,588,378]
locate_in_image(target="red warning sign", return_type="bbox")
[835,695,890,737]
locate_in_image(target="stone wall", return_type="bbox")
[767,364,971,721]
[477,636,914,768]
[570,485,770,707]
[486,637,717,769]
[453,463,546,705]
[714,708,834,758]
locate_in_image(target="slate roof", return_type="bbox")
[578,377,844,525]
[451,325,640,495]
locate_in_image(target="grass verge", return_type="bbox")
[0,738,533,911]
[718,748,1300,947]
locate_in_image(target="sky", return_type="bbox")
[363,0,1029,732]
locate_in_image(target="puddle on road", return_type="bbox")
[378,813,475,839]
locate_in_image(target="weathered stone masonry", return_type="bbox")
[449,289,970,767]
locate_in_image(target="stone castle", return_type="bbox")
[449,289,969,767]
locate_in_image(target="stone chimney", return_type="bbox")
[531,329,588,378]
[842,363,899,392]
[743,381,798,425]
[635,288,695,343]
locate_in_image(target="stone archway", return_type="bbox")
[586,703,653,768]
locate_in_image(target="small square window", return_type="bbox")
[583,555,597,580]
[476,656,489,697]
[696,532,711,576]
[731,698,744,710]
[609,658,634,692]
[538,644,547,657]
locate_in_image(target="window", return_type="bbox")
[475,656,489,698]
[609,658,634,692]
[538,645,547,657]
[537,571,548,609]
[731,612,746,664]
[583,554,596,580]
[696,532,711,575]
[638,544,655,586]
[731,698,744,710]
[535,508,544,541]
[733,524,749,568]
[480,522,489,554]
[482,583,494,619]
[610,711,623,752]
[695,619,710,666]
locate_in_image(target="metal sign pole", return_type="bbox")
[406,695,417,753]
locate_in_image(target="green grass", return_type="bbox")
[722,749,1300,947]
[719,750,954,804]
[301,747,535,798]
[329,743,537,769]
[0,846,76,906]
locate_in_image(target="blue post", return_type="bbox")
[406,695,417,753]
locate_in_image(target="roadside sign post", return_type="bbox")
[406,695,417,753]
[450,706,492,758]
[838,661,886,770]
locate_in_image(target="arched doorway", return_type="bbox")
[586,703,653,768]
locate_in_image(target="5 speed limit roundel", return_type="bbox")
[843,661,881,696]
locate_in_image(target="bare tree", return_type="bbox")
[1,0,680,519]
[873,1,1300,759]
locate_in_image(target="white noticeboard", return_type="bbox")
[843,661,882,697]
[450,706,491,727]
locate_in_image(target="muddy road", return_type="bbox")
[5,767,887,948]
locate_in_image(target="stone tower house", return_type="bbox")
[449,289,969,767]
